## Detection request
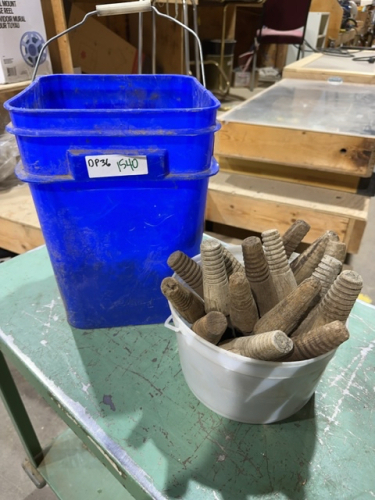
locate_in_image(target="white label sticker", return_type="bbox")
[85,155,148,178]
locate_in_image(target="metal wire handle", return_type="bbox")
[31,2,206,87]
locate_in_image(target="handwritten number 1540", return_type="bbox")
[117,158,139,172]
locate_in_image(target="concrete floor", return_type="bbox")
[1,84,374,499]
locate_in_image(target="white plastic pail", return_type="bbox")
[164,245,337,424]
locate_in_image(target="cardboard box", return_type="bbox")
[68,5,139,75]
[0,0,52,84]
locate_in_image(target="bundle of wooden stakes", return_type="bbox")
[161,220,363,362]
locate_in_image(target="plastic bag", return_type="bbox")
[0,131,20,183]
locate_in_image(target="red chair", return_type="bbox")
[250,0,312,90]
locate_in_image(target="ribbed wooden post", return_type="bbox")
[192,312,228,344]
[312,255,342,298]
[201,240,230,315]
[222,246,244,277]
[167,250,203,298]
[229,272,259,335]
[282,219,311,258]
[219,330,293,361]
[262,229,297,301]
[285,321,349,361]
[324,240,347,264]
[291,231,339,284]
[291,270,363,337]
[242,236,279,316]
[253,276,321,336]
[161,277,205,324]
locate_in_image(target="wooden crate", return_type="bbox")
[206,172,369,254]
[283,52,375,84]
[216,79,375,178]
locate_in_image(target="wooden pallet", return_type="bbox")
[216,155,365,193]
[206,172,370,254]
[0,185,43,254]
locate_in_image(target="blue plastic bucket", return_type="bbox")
[5,74,220,329]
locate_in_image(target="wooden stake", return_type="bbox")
[312,255,342,299]
[291,231,339,285]
[222,246,245,277]
[167,250,204,298]
[219,330,293,361]
[201,240,230,315]
[291,270,363,337]
[192,311,228,344]
[253,276,321,336]
[282,219,311,259]
[324,240,347,264]
[285,321,349,361]
[262,229,297,301]
[161,277,205,324]
[229,272,259,335]
[242,237,279,316]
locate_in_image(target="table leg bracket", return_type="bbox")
[22,458,46,489]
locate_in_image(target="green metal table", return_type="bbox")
[1,246,375,499]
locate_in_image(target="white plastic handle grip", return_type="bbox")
[164,315,180,333]
[96,1,152,16]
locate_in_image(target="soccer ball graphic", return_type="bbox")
[20,31,47,67]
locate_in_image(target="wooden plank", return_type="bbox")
[344,218,367,254]
[310,0,343,46]
[217,156,361,193]
[0,185,43,254]
[283,53,322,71]
[206,186,350,243]
[283,52,375,84]
[0,81,29,99]
[206,172,370,254]
[215,122,375,177]
[50,0,74,74]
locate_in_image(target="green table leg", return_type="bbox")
[0,350,43,469]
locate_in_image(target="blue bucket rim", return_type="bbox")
[4,74,221,114]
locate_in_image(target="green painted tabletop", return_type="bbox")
[0,246,375,500]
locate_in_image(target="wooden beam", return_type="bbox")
[216,121,375,178]
[50,0,74,74]
[217,156,361,193]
